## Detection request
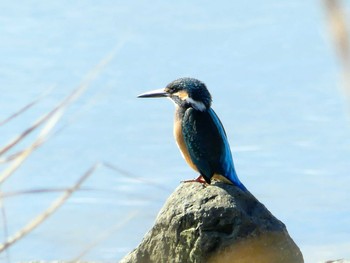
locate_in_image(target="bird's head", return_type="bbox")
[138,77,212,111]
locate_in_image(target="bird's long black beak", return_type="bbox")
[137,88,168,98]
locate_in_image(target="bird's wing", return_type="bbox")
[182,108,231,183]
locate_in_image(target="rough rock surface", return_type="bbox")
[120,182,304,263]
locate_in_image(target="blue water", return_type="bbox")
[1,1,350,262]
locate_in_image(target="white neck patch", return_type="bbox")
[186,97,207,111]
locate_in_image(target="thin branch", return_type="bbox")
[0,45,124,183]
[0,43,122,158]
[0,109,64,184]
[0,187,93,199]
[102,162,172,193]
[0,163,100,253]
[0,83,113,164]
[0,86,54,127]
[0,193,10,262]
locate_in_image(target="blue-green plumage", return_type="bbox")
[180,106,245,190]
[138,77,246,191]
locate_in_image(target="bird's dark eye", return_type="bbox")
[165,86,178,94]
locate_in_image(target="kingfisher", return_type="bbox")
[138,77,246,191]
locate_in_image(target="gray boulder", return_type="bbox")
[120,182,304,263]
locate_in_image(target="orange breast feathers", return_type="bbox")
[173,113,199,172]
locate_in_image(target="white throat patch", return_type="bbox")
[172,90,207,111]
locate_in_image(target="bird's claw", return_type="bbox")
[182,175,207,185]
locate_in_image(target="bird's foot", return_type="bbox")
[182,175,207,184]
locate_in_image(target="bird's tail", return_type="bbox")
[226,168,247,191]
[212,169,246,191]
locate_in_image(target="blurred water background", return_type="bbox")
[0,1,350,262]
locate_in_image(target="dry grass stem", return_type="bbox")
[0,42,125,255]
[0,109,64,184]
[0,86,53,127]
[0,188,92,199]
[0,163,100,253]
[0,43,123,181]
[0,201,10,262]
[103,162,172,193]
[0,43,122,160]
[324,0,350,106]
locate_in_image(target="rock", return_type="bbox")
[120,182,304,263]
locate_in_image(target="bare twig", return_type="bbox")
[0,86,53,127]
[103,162,172,193]
[0,163,100,253]
[0,109,64,184]
[0,43,122,159]
[0,187,93,199]
[0,195,10,261]
[0,83,114,165]
[0,97,66,158]
[0,41,126,256]
[0,44,123,183]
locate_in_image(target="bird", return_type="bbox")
[138,77,246,191]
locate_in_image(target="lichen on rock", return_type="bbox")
[120,182,304,263]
